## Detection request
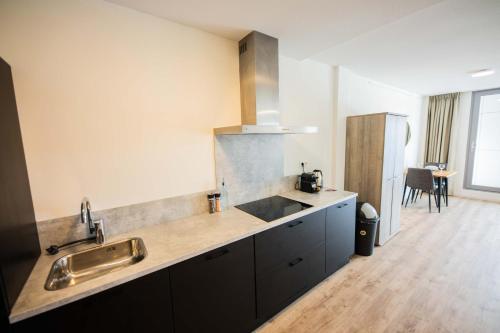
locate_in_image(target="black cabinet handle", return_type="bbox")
[337,202,349,208]
[206,248,229,260]
[287,220,303,228]
[288,257,303,267]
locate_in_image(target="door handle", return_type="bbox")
[206,248,229,260]
[288,257,303,267]
[287,220,303,228]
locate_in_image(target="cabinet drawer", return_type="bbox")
[13,269,173,333]
[255,209,326,276]
[256,243,325,320]
[170,237,256,333]
[326,198,356,275]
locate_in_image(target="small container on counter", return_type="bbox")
[220,179,229,211]
[214,192,221,212]
[207,193,216,214]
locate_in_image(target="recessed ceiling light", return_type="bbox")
[470,69,495,77]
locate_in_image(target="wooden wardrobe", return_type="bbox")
[345,112,407,245]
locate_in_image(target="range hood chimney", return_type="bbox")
[214,31,319,135]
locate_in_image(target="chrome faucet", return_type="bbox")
[81,197,106,244]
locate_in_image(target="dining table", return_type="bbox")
[403,169,457,213]
[432,170,457,213]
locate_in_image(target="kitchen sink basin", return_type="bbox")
[45,237,147,291]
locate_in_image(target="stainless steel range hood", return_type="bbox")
[214,31,319,135]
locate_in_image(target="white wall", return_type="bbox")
[449,92,500,202]
[333,67,424,189]
[418,97,430,167]
[0,1,429,222]
[0,0,339,221]
[280,57,335,185]
[0,0,240,220]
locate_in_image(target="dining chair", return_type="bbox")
[403,163,445,205]
[404,168,438,213]
[424,162,448,205]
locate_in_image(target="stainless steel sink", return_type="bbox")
[45,237,147,291]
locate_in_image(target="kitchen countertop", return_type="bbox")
[10,190,357,323]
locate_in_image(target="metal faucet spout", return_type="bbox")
[93,219,106,244]
[80,198,106,244]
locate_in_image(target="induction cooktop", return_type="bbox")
[235,195,312,222]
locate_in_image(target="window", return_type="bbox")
[465,88,500,192]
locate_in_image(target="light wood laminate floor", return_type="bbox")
[257,196,500,333]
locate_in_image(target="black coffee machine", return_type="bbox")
[297,168,323,193]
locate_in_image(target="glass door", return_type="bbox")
[465,88,500,192]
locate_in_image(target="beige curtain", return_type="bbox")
[424,93,459,163]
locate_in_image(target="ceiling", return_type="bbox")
[106,0,442,59]
[107,0,500,95]
[313,0,500,95]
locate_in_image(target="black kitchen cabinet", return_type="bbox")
[10,197,356,332]
[170,237,256,333]
[255,210,326,320]
[1,289,10,333]
[0,57,40,326]
[255,209,326,276]
[325,198,356,275]
[256,243,325,320]
[12,268,174,333]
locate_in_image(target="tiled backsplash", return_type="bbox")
[214,134,296,206]
[36,191,211,251]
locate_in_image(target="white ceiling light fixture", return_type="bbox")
[470,69,495,78]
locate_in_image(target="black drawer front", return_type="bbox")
[256,242,325,320]
[170,237,256,333]
[12,269,173,333]
[326,198,356,275]
[255,209,326,276]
